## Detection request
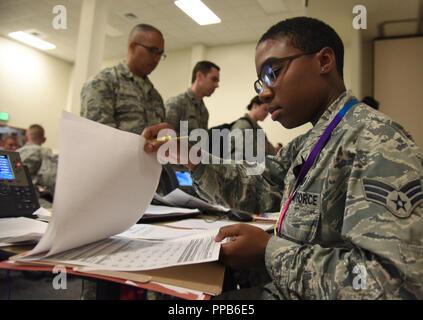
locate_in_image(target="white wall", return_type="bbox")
[343,43,352,92]
[0,36,72,151]
[375,37,423,148]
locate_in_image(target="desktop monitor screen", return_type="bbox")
[175,170,193,187]
[0,154,14,180]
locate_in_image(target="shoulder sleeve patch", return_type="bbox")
[362,178,423,218]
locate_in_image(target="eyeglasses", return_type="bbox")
[254,52,317,94]
[135,42,167,61]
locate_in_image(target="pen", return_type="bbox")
[154,135,189,142]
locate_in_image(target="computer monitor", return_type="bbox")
[175,170,193,187]
[174,169,200,197]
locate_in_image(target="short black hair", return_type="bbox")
[191,60,220,84]
[247,96,262,110]
[129,23,163,40]
[28,124,45,138]
[362,96,380,110]
[258,17,344,79]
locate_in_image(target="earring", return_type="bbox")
[321,67,325,72]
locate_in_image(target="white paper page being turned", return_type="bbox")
[26,113,162,257]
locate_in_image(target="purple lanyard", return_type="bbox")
[276,98,359,236]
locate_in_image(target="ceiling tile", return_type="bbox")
[0,0,419,63]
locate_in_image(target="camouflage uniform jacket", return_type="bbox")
[17,143,58,196]
[165,88,209,134]
[192,91,423,299]
[231,113,276,158]
[80,62,165,134]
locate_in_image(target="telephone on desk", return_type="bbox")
[0,150,40,218]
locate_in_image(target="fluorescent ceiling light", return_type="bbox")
[174,0,221,26]
[8,31,56,50]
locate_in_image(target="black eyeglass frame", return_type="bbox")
[254,51,318,94]
[135,42,167,60]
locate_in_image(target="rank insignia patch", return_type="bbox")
[362,178,423,218]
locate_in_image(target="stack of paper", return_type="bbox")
[13,113,223,272]
[0,217,47,245]
[154,189,230,212]
[139,204,201,222]
[32,207,52,222]
[116,223,203,241]
[144,204,200,216]
[24,230,221,271]
[253,211,280,222]
[164,218,274,232]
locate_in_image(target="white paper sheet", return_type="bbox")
[150,282,206,299]
[0,217,47,243]
[164,218,274,232]
[144,204,200,215]
[154,189,230,212]
[32,207,52,222]
[39,231,221,271]
[25,112,162,257]
[253,212,280,222]
[0,243,13,247]
[115,223,202,240]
